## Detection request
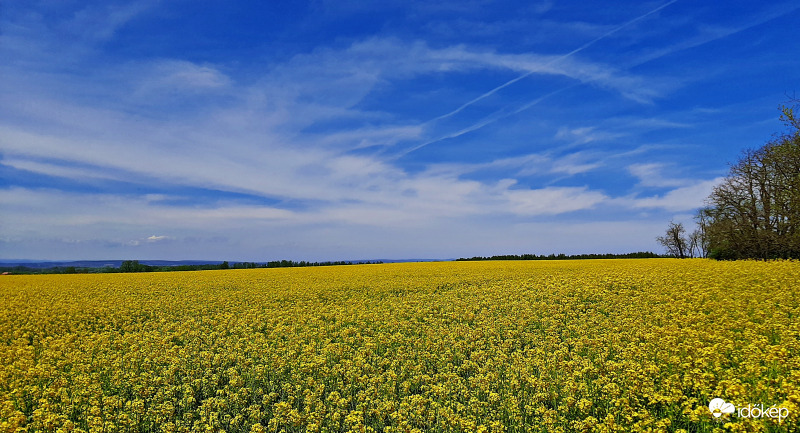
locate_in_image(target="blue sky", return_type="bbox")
[2,0,799,261]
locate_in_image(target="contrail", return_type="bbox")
[391,117,504,161]
[380,0,680,163]
[390,85,577,161]
[427,0,679,124]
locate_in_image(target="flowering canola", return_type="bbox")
[1,259,798,432]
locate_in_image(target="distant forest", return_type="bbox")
[456,252,663,261]
[1,259,384,275]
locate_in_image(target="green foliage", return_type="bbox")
[120,260,152,273]
[693,98,800,260]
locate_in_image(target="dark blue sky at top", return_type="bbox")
[1,0,799,260]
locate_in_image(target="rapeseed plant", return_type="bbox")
[1,260,798,432]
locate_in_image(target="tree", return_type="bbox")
[657,221,690,258]
[781,95,800,130]
[120,260,138,273]
[691,208,711,258]
[120,260,152,272]
[699,99,800,259]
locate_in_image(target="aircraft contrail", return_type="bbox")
[391,85,577,161]
[383,0,680,162]
[378,0,681,163]
[428,0,679,124]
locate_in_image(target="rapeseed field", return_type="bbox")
[1,259,798,432]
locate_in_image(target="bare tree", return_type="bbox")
[691,208,711,258]
[657,221,690,258]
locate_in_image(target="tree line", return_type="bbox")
[117,259,384,272]
[658,98,800,260]
[1,259,384,274]
[457,252,663,261]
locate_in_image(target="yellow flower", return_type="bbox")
[1,259,798,432]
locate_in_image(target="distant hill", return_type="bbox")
[0,259,445,269]
[0,260,226,269]
[0,255,660,274]
[0,259,388,274]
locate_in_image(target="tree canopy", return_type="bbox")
[660,99,800,260]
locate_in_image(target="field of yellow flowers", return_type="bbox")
[1,259,798,433]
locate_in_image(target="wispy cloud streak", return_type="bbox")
[389,85,577,160]
[2,0,794,260]
[391,0,679,159]
[427,0,679,124]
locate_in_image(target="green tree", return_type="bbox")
[699,99,800,259]
[120,260,138,272]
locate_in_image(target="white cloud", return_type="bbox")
[0,22,708,260]
[260,37,667,113]
[503,186,608,215]
[134,60,232,97]
[427,151,603,179]
[0,188,297,235]
[627,163,693,188]
[2,157,119,181]
[549,155,603,176]
[0,186,669,260]
[1,2,157,68]
[67,2,156,42]
[555,126,627,145]
[628,178,722,211]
